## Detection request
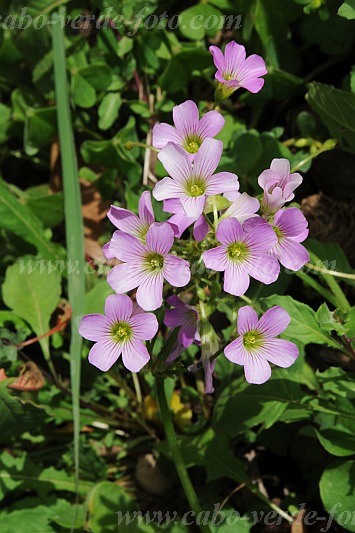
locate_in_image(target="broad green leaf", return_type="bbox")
[85,280,114,315]
[2,256,61,360]
[88,481,137,533]
[316,303,346,335]
[24,106,56,155]
[320,460,355,531]
[307,238,355,287]
[72,72,97,108]
[213,374,304,435]
[158,48,211,93]
[306,82,355,153]
[0,389,45,442]
[261,295,341,348]
[0,179,64,262]
[179,4,223,40]
[338,0,355,19]
[79,64,112,91]
[98,93,122,130]
[316,428,355,457]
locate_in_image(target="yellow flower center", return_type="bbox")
[227,242,249,261]
[145,252,164,271]
[111,322,132,343]
[184,135,202,154]
[243,330,263,349]
[190,184,203,197]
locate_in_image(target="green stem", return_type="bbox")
[295,270,338,308]
[156,378,211,533]
[308,252,351,312]
[124,141,160,152]
[305,262,355,281]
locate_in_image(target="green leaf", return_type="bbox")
[306,82,355,153]
[85,280,114,315]
[320,459,355,531]
[338,0,355,19]
[158,48,211,93]
[307,238,355,287]
[2,256,61,360]
[0,179,64,262]
[316,428,355,457]
[98,93,122,130]
[213,373,304,436]
[0,389,45,442]
[72,73,97,108]
[88,481,138,533]
[24,107,56,155]
[261,295,341,348]
[316,303,346,335]
[79,64,112,91]
[179,4,223,40]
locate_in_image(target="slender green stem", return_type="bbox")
[305,262,355,281]
[124,141,160,152]
[308,252,351,312]
[52,7,85,521]
[132,373,142,408]
[156,378,211,533]
[295,270,338,308]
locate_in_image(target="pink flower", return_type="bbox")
[224,306,299,384]
[258,159,303,215]
[103,192,155,259]
[152,100,225,159]
[164,295,200,348]
[270,208,309,270]
[153,138,239,218]
[203,217,279,296]
[221,192,260,224]
[209,41,267,100]
[79,294,158,372]
[107,223,191,311]
[163,199,209,241]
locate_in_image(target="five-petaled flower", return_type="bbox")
[203,217,279,296]
[224,305,299,384]
[152,100,225,159]
[209,41,267,101]
[107,222,191,311]
[153,138,239,218]
[79,294,158,373]
[258,158,303,216]
[164,295,200,348]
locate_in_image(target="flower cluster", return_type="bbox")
[80,41,306,390]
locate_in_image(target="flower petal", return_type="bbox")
[203,246,228,272]
[88,339,122,372]
[197,110,225,139]
[246,254,280,284]
[79,314,111,342]
[224,263,250,296]
[224,336,248,365]
[107,263,147,294]
[164,255,191,287]
[237,306,259,335]
[273,238,310,271]
[193,138,223,179]
[152,123,182,149]
[209,45,225,72]
[274,208,308,238]
[104,294,133,323]
[136,273,164,311]
[122,338,150,372]
[224,41,246,77]
[108,231,146,262]
[224,192,260,223]
[244,223,278,253]
[107,207,143,239]
[257,306,290,337]
[205,171,239,195]
[180,195,206,218]
[173,100,199,137]
[158,142,192,184]
[244,352,272,384]
[193,215,209,241]
[216,217,243,245]
[146,222,174,255]
[129,312,158,341]
[153,177,184,202]
[138,191,155,225]
[260,338,299,368]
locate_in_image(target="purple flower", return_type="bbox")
[209,41,267,100]
[79,294,158,373]
[224,306,299,384]
[103,192,155,259]
[258,159,303,215]
[152,100,225,159]
[203,217,279,296]
[163,199,209,241]
[107,222,191,311]
[270,208,310,270]
[164,295,200,348]
[153,138,239,218]
[221,192,260,224]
